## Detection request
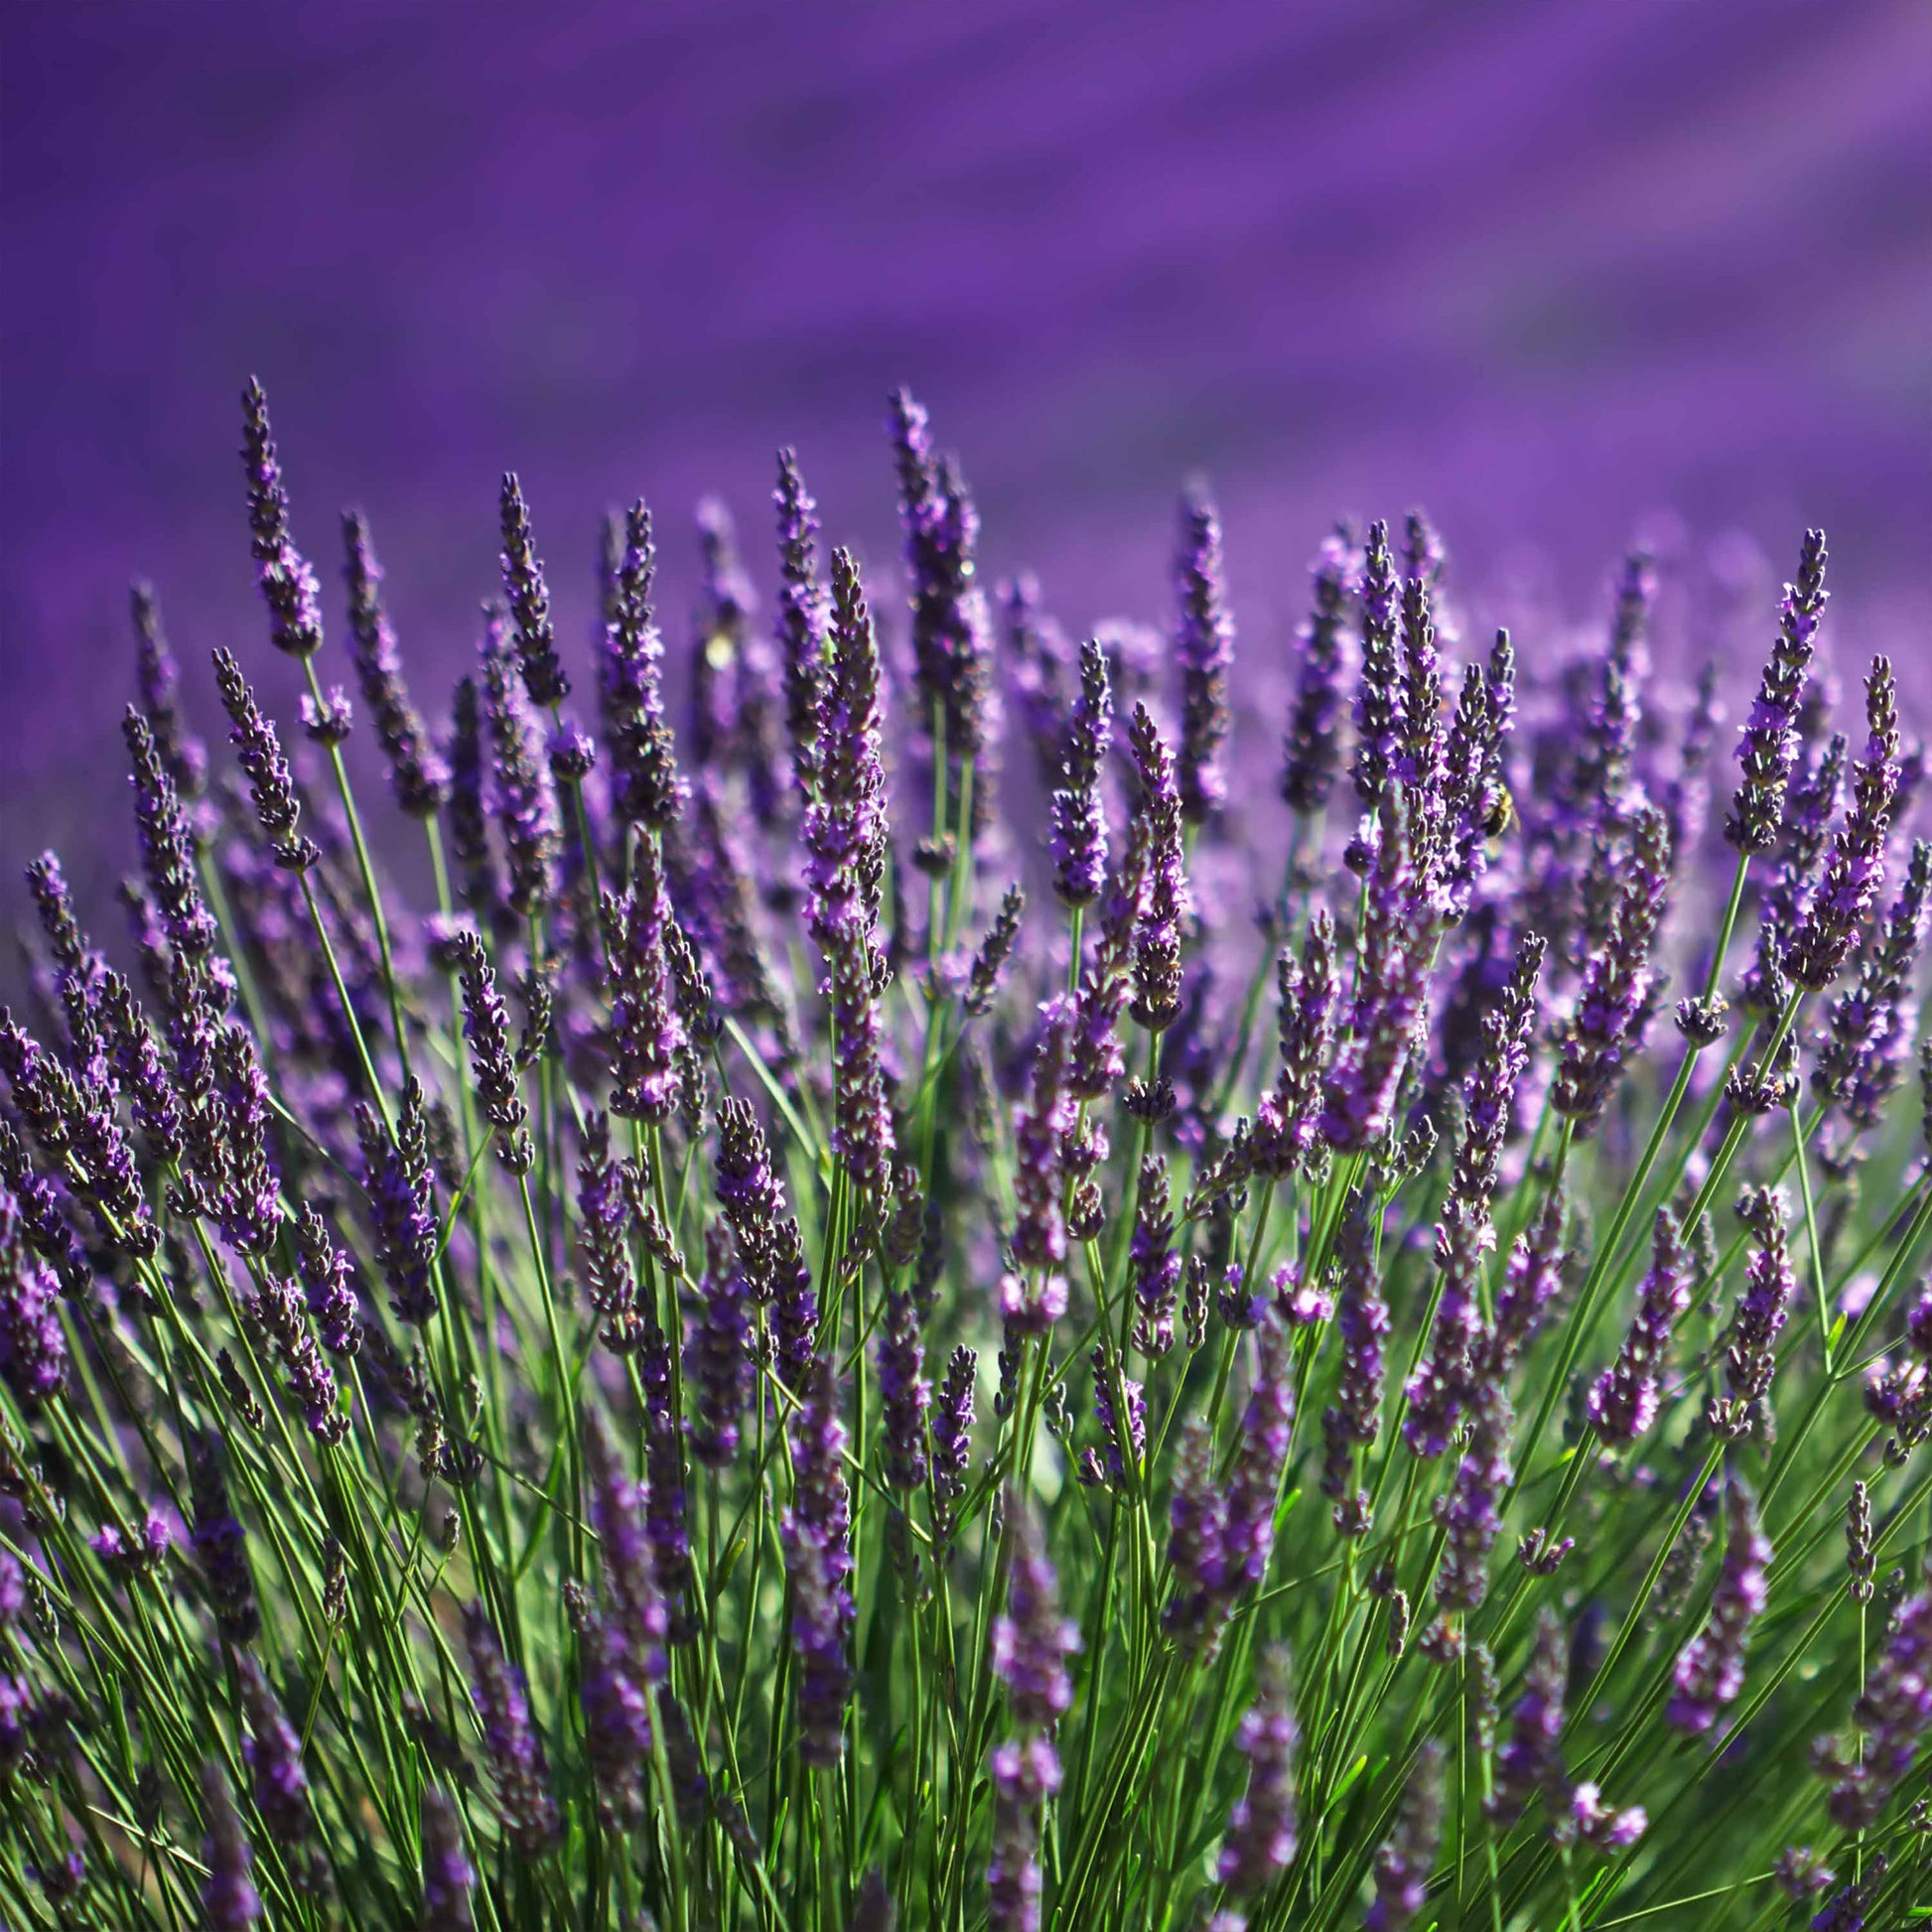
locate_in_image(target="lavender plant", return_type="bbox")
[2,388,1931,1931]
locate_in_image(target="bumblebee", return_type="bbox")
[1482,781,1519,843]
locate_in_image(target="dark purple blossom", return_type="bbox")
[1727,529,1828,854]
[599,499,682,829]
[1050,637,1112,907]
[343,509,451,816]
[1588,1208,1689,1447]
[0,1184,68,1406]
[1825,1590,1932,1829]
[877,1286,929,1489]
[1367,1740,1446,1931]
[237,1653,316,1847]
[497,472,571,708]
[124,705,217,959]
[1219,1647,1298,1893]
[464,1601,559,1854]
[686,1222,751,1468]
[991,1491,1078,1731]
[1173,486,1235,823]
[774,449,830,799]
[783,1351,854,1765]
[201,1760,263,1930]
[1668,1481,1771,1734]
[355,1080,439,1325]
[1281,527,1351,818]
[480,616,561,918]
[419,1788,477,1932]
[1716,1186,1794,1439]
[240,378,323,661]
[1786,657,1900,992]
[293,1205,360,1357]
[605,837,684,1125]
[130,581,208,797]
[1128,705,1187,1033]
[187,1428,259,1646]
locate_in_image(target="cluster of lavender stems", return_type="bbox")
[3,387,1932,1932]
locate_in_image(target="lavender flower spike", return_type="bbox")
[419,1788,477,1932]
[497,472,571,708]
[463,1601,560,1854]
[783,1351,855,1765]
[124,706,216,958]
[1174,484,1235,824]
[1825,1589,1932,1829]
[187,1428,259,1646]
[990,1489,1080,1730]
[1667,1480,1771,1734]
[480,612,561,918]
[1219,1646,1298,1893]
[200,1759,262,1930]
[240,377,324,660]
[774,448,830,798]
[1726,528,1827,855]
[1353,519,1400,808]
[130,581,208,797]
[1715,1186,1795,1440]
[1128,704,1186,1033]
[1588,1208,1689,1447]
[1367,1740,1446,1930]
[600,499,682,829]
[1050,637,1112,907]
[686,1222,751,1469]
[343,509,452,816]
[1786,656,1900,992]
[1281,527,1350,819]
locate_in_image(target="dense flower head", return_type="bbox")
[343,509,452,815]
[1727,529,1828,854]
[1173,485,1235,823]
[1218,1646,1297,1892]
[240,378,324,661]
[1667,1481,1771,1733]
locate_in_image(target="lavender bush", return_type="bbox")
[1,384,1930,1930]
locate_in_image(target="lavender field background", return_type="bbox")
[2,0,1928,892]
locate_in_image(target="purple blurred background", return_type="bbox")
[3,0,1928,892]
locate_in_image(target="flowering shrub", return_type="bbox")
[1,383,1930,1929]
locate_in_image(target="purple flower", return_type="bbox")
[1353,519,1401,808]
[1826,1589,1932,1829]
[237,1653,315,1846]
[1128,705,1187,1033]
[931,1344,976,1538]
[1165,1417,1228,1642]
[1668,1481,1771,1734]
[1487,1611,1567,1831]
[1281,527,1351,819]
[605,837,685,1125]
[355,1080,439,1325]
[0,1185,68,1407]
[774,449,830,799]
[890,388,997,820]
[686,1222,751,1468]
[783,1352,854,1764]
[253,1268,348,1445]
[1727,528,1828,854]
[187,1428,258,1646]
[464,1601,559,1854]
[803,548,896,1221]
[451,931,532,1173]
[201,1760,263,1930]
[480,614,561,918]
[599,499,682,830]
[1080,1346,1145,1491]
[1366,1740,1446,1930]
[214,1024,280,1255]
[987,1734,1059,1932]
[1814,836,1930,1130]
[1255,910,1341,1177]
[124,705,217,959]
[1588,1208,1689,1447]
[343,510,451,816]
[497,472,571,708]
[240,378,323,661]
[991,1490,1079,1731]
[293,1205,361,1357]
[1173,485,1235,824]
[445,671,503,928]
[1552,805,1672,1132]
[419,1787,477,1932]
[1219,1646,1298,1892]
[1433,1387,1513,1612]
[1009,997,1075,1283]
[99,971,182,1166]
[1716,1186,1794,1439]
[575,1601,655,1828]
[1129,1154,1181,1356]
[130,581,208,797]
[1320,1199,1388,1536]
[877,1286,930,1490]
[1050,637,1112,907]
[1786,657,1901,992]
[1223,1317,1295,1591]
